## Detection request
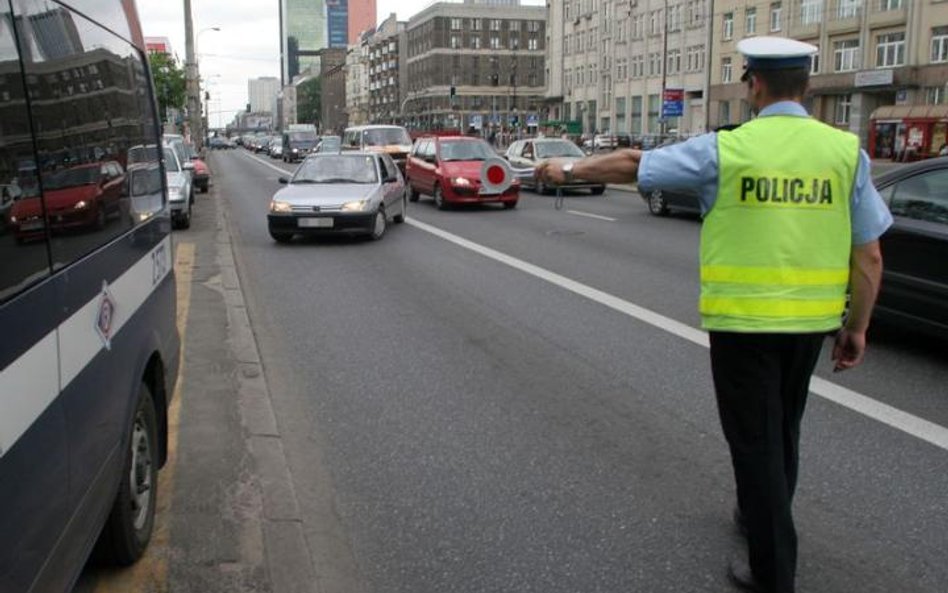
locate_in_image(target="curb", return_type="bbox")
[214,199,320,593]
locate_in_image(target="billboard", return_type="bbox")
[662,88,684,118]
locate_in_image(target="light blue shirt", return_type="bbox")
[638,101,893,244]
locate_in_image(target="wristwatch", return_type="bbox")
[561,162,575,184]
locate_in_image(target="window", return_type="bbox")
[800,0,822,24]
[924,86,945,105]
[510,36,519,50]
[490,36,500,49]
[746,8,757,35]
[719,100,731,125]
[689,0,703,25]
[615,97,627,132]
[450,18,462,30]
[770,2,782,32]
[834,39,860,71]
[647,94,660,133]
[876,32,905,67]
[528,20,541,33]
[528,38,538,50]
[632,14,644,38]
[648,52,662,76]
[932,27,948,63]
[835,94,852,124]
[722,56,733,83]
[649,10,661,36]
[471,36,481,49]
[668,4,682,31]
[723,12,734,40]
[888,169,948,223]
[811,45,821,74]
[838,0,860,19]
[509,20,521,32]
[630,96,643,134]
[472,18,482,31]
[667,49,681,74]
[631,54,644,78]
[879,0,901,10]
[450,35,461,49]
[490,19,501,31]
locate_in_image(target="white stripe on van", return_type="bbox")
[0,236,173,459]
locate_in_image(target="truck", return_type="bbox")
[282,124,319,163]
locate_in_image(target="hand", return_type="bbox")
[534,158,571,185]
[832,327,867,372]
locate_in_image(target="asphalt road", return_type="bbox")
[212,148,948,593]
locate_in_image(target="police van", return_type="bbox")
[0,1,179,591]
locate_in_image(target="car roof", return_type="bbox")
[874,156,948,188]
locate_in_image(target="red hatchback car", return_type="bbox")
[406,136,519,210]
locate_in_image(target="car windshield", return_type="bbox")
[127,145,160,165]
[440,140,494,161]
[293,155,378,184]
[318,137,341,152]
[289,132,318,142]
[164,149,180,172]
[363,128,411,147]
[271,139,282,147]
[43,166,99,190]
[130,167,162,196]
[536,140,585,159]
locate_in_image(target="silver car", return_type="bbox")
[267,152,407,243]
[506,138,607,195]
[163,146,193,228]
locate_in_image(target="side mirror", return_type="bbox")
[278,177,289,184]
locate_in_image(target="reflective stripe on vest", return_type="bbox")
[701,115,858,332]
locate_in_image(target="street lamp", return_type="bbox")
[189,26,220,151]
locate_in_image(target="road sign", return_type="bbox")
[662,88,684,118]
[470,114,483,130]
[526,114,539,127]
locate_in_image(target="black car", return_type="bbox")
[638,185,702,217]
[872,156,948,338]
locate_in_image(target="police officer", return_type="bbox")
[536,37,892,593]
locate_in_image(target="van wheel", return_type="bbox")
[94,383,159,565]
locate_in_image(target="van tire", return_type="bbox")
[94,383,159,566]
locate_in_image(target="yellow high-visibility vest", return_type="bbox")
[701,115,859,332]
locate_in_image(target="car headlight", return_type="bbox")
[270,200,292,213]
[73,200,88,210]
[292,148,299,153]
[341,200,368,212]
[452,177,472,187]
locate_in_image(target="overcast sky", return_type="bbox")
[136,0,541,127]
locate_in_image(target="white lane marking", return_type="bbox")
[242,151,296,176]
[0,237,173,459]
[566,209,617,222]
[405,218,948,453]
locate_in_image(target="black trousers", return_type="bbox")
[709,331,826,593]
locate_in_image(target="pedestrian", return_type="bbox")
[535,37,892,593]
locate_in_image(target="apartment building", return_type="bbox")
[547,0,712,137]
[710,0,948,155]
[367,14,407,124]
[345,34,371,126]
[403,1,546,132]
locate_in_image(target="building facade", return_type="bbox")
[345,35,371,126]
[282,0,327,83]
[248,76,281,114]
[348,0,377,43]
[318,48,349,133]
[367,14,407,125]
[403,1,546,133]
[709,0,948,155]
[547,0,712,138]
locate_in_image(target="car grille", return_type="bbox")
[290,204,343,213]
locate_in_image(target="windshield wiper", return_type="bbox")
[319,178,360,184]
[290,179,319,184]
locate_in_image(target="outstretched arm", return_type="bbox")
[535,149,644,186]
[833,240,883,371]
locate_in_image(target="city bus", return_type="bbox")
[0,1,179,591]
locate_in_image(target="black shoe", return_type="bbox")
[733,507,748,538]
[727,557,771,593]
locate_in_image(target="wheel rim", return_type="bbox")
[649,191,664,213]
[434,187,443,208]
[129,411,153,531]
[374,210,385,236]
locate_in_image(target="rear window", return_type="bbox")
[362,128,411,147]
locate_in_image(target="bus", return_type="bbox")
[0,1,179,591]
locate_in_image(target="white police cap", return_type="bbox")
[737,36,818,80]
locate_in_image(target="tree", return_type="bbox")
[296,77,321,127]
[149,52,186,124]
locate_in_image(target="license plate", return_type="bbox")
[22,221,44,231]
[298,217,333,228]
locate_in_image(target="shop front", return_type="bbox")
[869,105,948,161]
